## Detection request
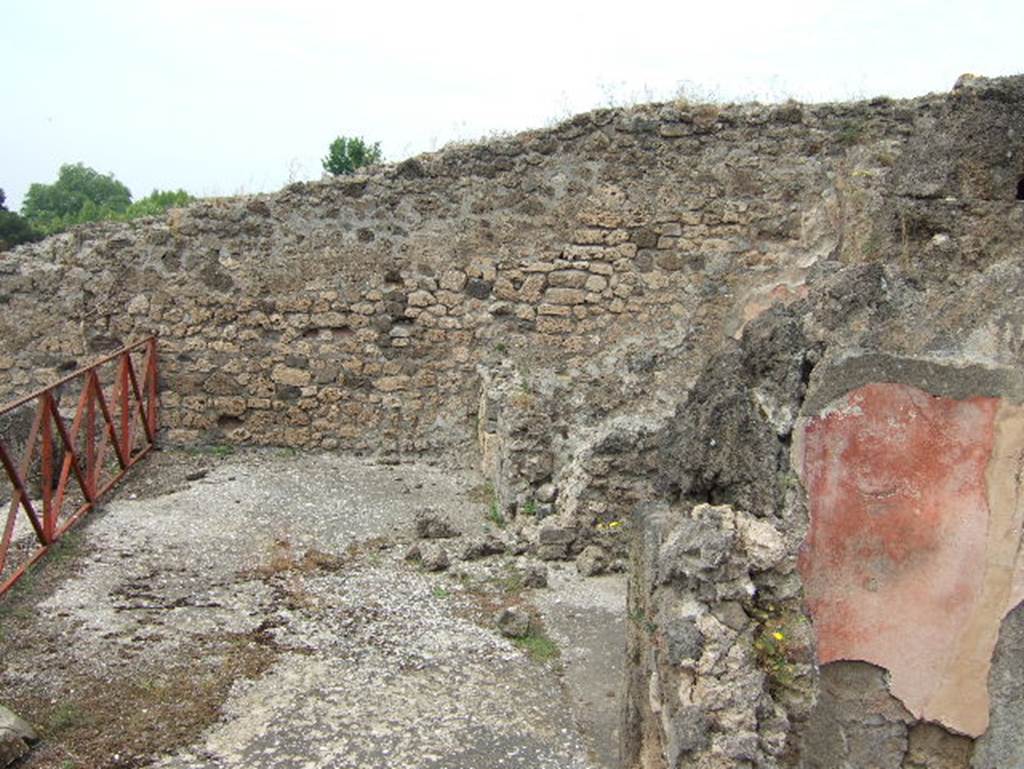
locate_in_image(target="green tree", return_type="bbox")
[21,163,132,234]
[0,189,41,251]
[322,136,382,176]
[125,189,193,219]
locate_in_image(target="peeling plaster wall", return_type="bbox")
[796,380,1024,738]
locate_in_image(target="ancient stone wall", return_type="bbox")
[2,73,1024,768]
[2,76,1019,463]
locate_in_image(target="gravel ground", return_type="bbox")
[534,571,627,769]
[0,448,625,769]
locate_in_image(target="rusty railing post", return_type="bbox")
[0,337,159,595]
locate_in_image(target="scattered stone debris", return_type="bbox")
[576,545,610,577]
[419,542,450,572]
[537,525,577,561]
[459,533,508,561]
[0,452,616,769]
[0,704,36,767]
[496,606,533,638]
[516,560,549,589]
[414,508,460,540]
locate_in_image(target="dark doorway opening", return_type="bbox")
[1017,176,1024,200]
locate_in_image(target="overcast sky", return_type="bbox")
[3,0,1022,209]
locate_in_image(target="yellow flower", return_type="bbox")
[772,631,785,641]
[608,521,622,528]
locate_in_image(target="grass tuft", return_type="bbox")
[513,631,559,663]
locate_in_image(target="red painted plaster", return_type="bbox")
[797,382,1024,736]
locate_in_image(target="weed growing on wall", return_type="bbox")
[487,500,506,528]
[750,605,804,691]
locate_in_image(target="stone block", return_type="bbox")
[271,365,311,387]
[439,269,467,291]
[415,508,459,539]
[373,375,410,392]
[516,560,548,588]
[666,706,709,762]
[658,123,690,137]
[535,317,572,334]
[419,542,449,571]
[655,253,686,271]
[535,483,557,503]
[495,606,531,638]
[544,288,585,305]
[465,279,492,299]
[537,304,571,317]
[407,290,434,307]
[519,274,546,302]
[572,228,611,245]
[576,545,609,577]
[515,304,536,321]
[537,543,568,561]
[0,704,36,766]
[459,534,507,561]
[548,270,589,288]
[538,526,576,545]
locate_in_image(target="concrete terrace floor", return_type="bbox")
[0,448,626,769]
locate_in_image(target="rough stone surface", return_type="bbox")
[800,662,913,769]
[4,76,1021,474]
[576,545,610,577]
[666,706,710,765]
[414,508,459,540]
[905,723,973,769]
[459,533,507,561]
[664,617,704,666]
[517,560,549,589]
[972,602,1024,768]
[495,606,532,638]
[658,307,810,514]
[418,542,449,572]
[536,483,557,503]
[0,704,35,767]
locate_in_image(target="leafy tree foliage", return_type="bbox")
[126,189,193,218]
[18,164,193,237]
[22,163,132,234]
[322,136,382,176]
[0,189,41,251]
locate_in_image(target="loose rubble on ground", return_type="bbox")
[0,449,625,769]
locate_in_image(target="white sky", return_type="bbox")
[2,0,1022,209]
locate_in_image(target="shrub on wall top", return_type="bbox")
[322,136,382,176]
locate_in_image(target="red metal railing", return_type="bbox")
[0,337,158,595]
